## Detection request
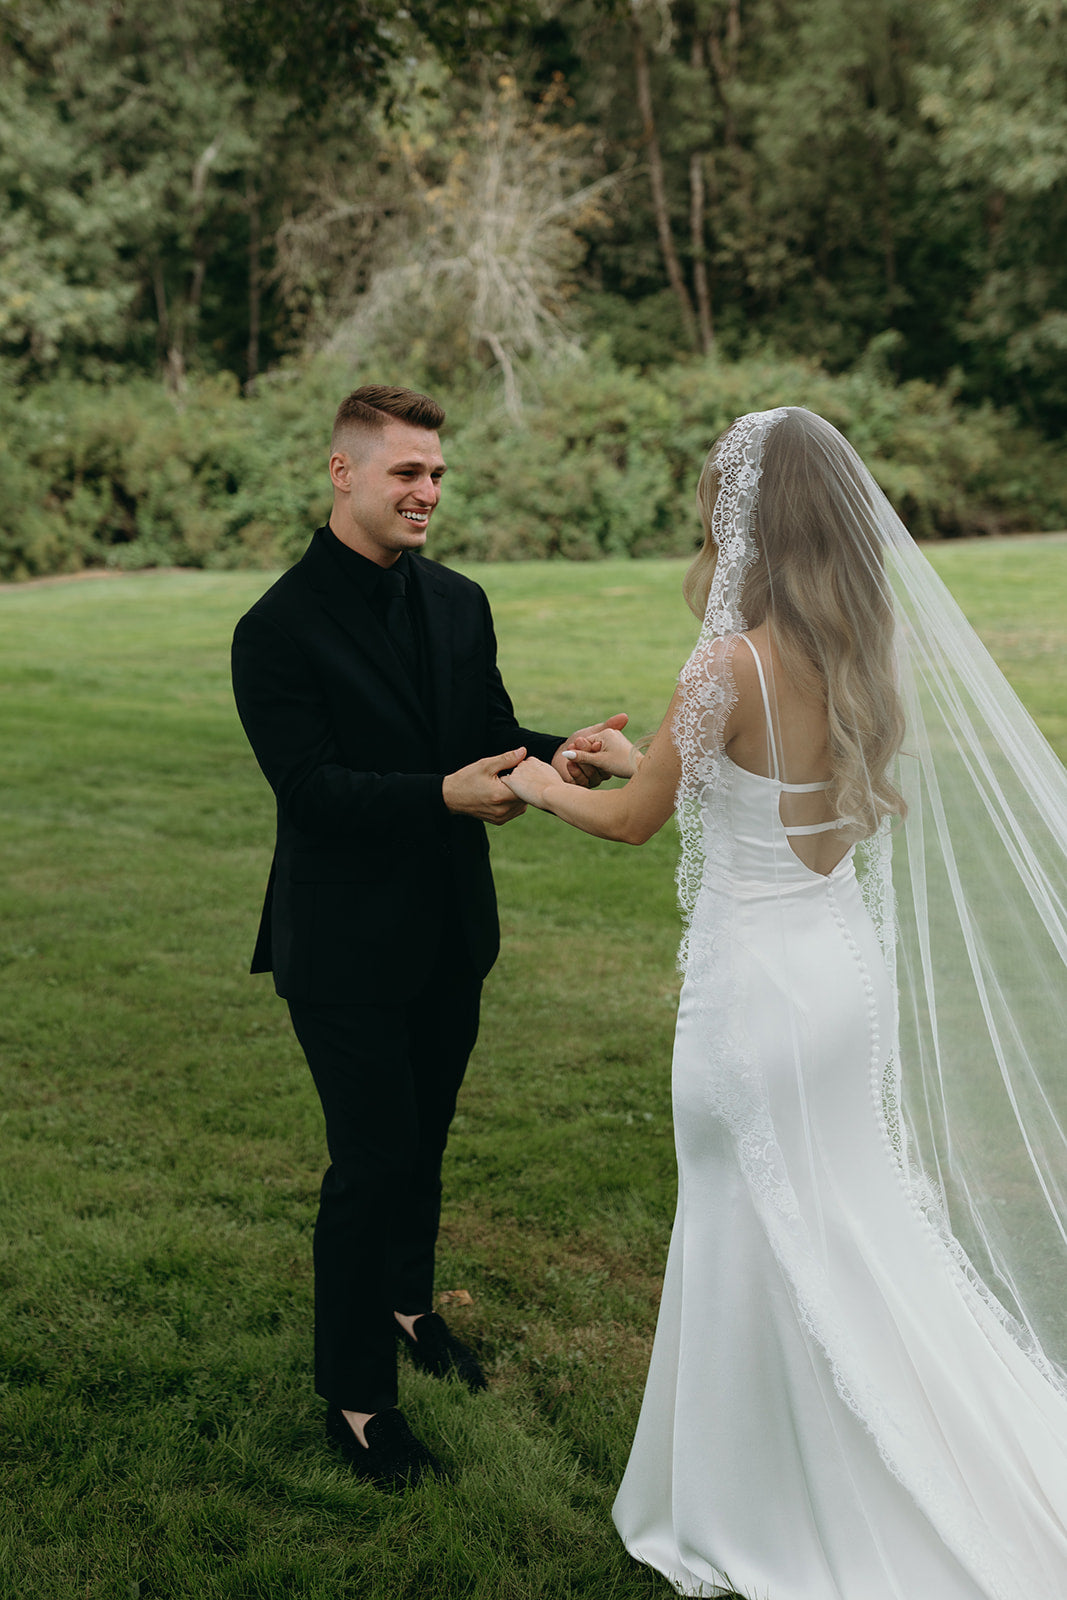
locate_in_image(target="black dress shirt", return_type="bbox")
[323,528,426,700]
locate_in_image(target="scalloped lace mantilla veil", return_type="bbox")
[612,407,1067,1600]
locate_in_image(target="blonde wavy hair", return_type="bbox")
[684,408,907,839]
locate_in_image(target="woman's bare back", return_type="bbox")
[726,626,851,876]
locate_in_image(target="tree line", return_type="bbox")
[1,0,1065,577]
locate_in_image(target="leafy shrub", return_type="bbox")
[435,340,1067,559]
[1,344,1064,580]
[0,370,333,579]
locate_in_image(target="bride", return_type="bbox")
[502,407,1067,1599]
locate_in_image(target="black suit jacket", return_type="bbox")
[231,528,561,1004]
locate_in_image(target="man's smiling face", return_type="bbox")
[330,419,447,566]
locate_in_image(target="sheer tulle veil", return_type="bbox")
[673,405,1067,1398]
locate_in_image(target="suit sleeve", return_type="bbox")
[232,610,447,840]
[479,590,564,765]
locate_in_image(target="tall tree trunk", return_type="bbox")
[707,2,741,157]
[726,0,741,68]
[689,33,714,355]
[152,260,170,360]
[247,175,261,385]
[632,20,698,348]
[162,135,222,393]
[706,2,749,295]
[165,344,186,392]
[689,151,714,353]
[874,146,897,324]
[154,260,186,393]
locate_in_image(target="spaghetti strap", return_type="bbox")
[738,633,779,781]
[738,632,831,793]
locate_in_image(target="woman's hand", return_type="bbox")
[562,726,640,780]
[501,755,565,809]
[500,689,680,845]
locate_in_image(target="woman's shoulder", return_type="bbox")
[680,629,764,689]
[674,634,767,749]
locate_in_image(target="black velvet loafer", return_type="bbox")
[325,1404,446,1488]
[397,1311,488,1391]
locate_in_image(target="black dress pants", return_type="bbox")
[287,934,482,1414]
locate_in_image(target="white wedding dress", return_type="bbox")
[613,636,1067,1600]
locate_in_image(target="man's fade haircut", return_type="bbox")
[331,385,445,453]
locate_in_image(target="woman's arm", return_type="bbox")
[503,687,685,844]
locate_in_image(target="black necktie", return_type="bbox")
[380,566,418,683]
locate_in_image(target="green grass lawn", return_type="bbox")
[2,539,1065,1599]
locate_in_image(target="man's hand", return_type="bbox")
[552,713,629,787]
[442,748,529,824]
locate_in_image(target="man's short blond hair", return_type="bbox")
[331,385,445,453]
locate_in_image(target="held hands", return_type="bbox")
[560,725,639,781]
[442,714,633,826]
[443,748,529,824]
[552,713,630,787]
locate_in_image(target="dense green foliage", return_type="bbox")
[570,0,1067,426]
[3,348,1065,581]
[2,0,1066,577]
[3,0,1066,417]
[2,549,1065,1595]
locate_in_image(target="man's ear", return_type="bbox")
[329,450,352,493]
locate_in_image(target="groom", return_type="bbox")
[231,384,625,1488]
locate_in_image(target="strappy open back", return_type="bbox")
[733,633,854,877]
[739,633,844,844]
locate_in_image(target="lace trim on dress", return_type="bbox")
[674,407,787,974]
